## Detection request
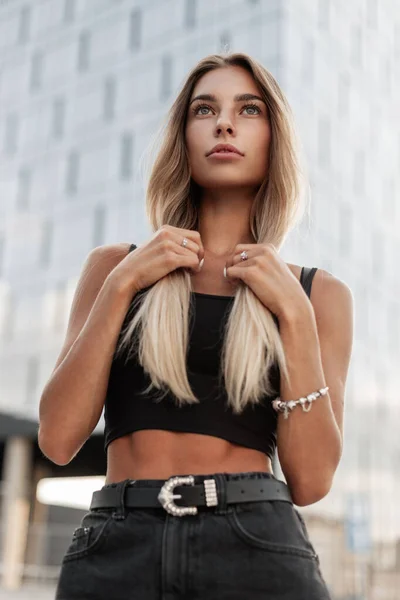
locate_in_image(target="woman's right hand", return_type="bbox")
[111,225,205,294]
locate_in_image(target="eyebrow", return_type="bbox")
[189,93,266,106]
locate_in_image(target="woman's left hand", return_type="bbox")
[224,243,309,321]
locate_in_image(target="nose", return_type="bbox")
[215,118,235,135]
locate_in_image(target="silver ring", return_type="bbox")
[240,250,248,261]
[182,237,188,248]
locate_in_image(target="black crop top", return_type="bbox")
[103,243,318,460]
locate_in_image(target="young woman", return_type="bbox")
[40,52,353,599]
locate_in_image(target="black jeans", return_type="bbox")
[55,471,332,599]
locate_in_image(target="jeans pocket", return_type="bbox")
[62,510,114,563]
[227,501,318,560]
[293,508,320,562]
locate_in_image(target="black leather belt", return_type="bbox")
[90,475,293,517]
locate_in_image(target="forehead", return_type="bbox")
[191,65,260,97]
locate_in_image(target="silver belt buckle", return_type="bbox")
[157,475,218,516]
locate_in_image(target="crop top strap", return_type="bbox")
[128,243,137,253]
[300,266,318,299]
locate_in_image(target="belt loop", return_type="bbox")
[212,474,229,515]
[112,479,131,521]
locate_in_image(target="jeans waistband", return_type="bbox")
[102,470,278,490]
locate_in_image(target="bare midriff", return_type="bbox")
[105,430,273,484]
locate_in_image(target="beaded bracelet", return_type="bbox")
[272,386,329,420]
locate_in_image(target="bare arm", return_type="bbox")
[38,243,137,465]
[277,270,354,506]
[38,226,204,466]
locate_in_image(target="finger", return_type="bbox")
[178,230,205,266]
[173,235,206,274]
[173,235,200,257]
[232,247,253,266]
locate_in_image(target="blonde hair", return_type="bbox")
[115,52,309,414]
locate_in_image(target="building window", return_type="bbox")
[351,25,362,67]
[129,9,142,51]
[16,167,31,210]
[53,281,67,332]
[40,220,53,267]
[4,113,18,154]
[395,23,400,59]
[366,0,377,28]
[93,205,106,247]
[160,55,172,100]
[184,0,196,29]
[382,178,396,222]
[26,355,40,407]
[317,0,330,30]
[103,76,116,121]
[339,203,353,257]
[63,0,76,23]
[18,5,31,43]
[30,51,43,91]
[65,150,80,194]
[317,116,330,167]
[302,38,315,84]
[77,30,90,72]
[52,96,66,139]
[388,302,399,353]
[353,150,365,196]
[337,72,350,115]
[120,132,133,180]
[0,234,4,279]
[371,229,383,280]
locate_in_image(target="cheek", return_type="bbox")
[252,128,271,170]
[185,122,205,157]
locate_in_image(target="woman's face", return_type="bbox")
[185,65,271,191]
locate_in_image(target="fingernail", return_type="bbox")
[223,266,227,278]
[199,258,204,270]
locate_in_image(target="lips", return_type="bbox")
[207,143,244,156]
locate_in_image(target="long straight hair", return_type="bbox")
[115,52,309,414]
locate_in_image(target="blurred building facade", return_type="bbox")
[0,0,399,597]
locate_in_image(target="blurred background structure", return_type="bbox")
[0,0,399,598]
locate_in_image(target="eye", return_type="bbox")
[191,103,262,116]
[242,103,261,115]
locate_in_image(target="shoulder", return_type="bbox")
[286,262,354,327]
[75,243,134,289]
[286,263,353,300]
[88,242,133,270]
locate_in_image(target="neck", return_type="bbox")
[196,187,257,257]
